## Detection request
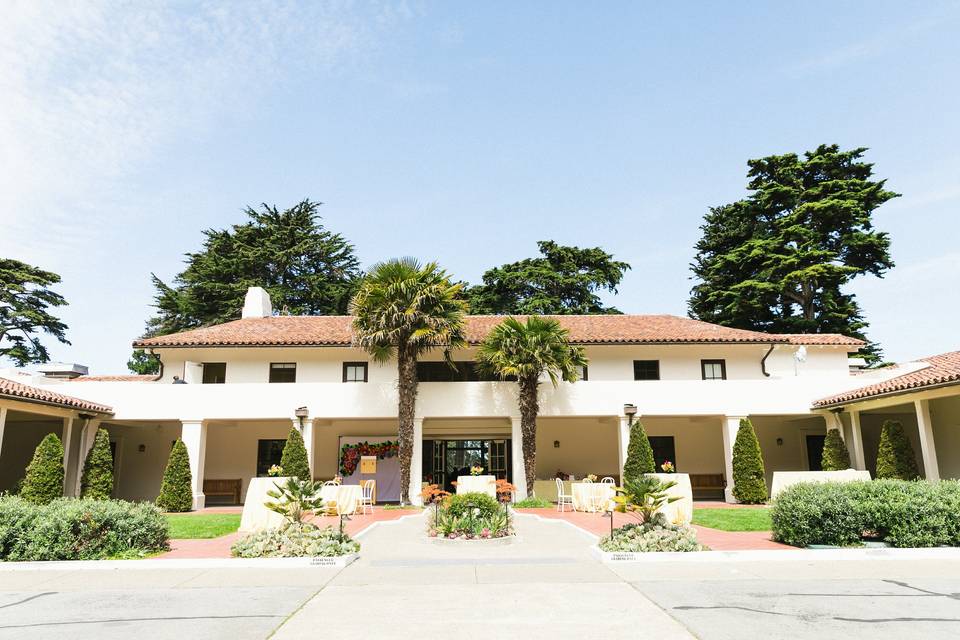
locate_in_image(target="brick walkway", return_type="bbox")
[160,507,419,559]
[515,507,794,551]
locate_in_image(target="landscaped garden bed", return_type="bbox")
[424,486,515,540]
[597,475,703,554]
[692,507,772,532]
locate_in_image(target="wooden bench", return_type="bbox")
[203,479,242,505]
[689,473,725,500]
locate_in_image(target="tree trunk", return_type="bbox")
[518,375,540,496]
[396,346,419,504]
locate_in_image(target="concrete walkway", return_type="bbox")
[272,511,697,639]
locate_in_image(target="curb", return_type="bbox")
[0,554,358,571]
[590,545,960,563]
[512,511,600,541]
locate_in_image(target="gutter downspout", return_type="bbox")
[147,349,164,381]
[760,344,775,378]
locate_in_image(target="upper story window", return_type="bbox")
[202,362,226,384]
[701,359,727,380]
[343,362,368,383]
[577,365,588,381]
[416,361,508,382]
[269,362,297,383]
[633,360,660,381]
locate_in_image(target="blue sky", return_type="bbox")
[2,1,958,373]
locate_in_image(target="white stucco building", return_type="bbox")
[1,288,956,508]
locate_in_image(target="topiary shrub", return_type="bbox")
[876,420,920,480]
[156,439,193,512]
[20,433,64,505]
[444,491,502,519]
[80,428,114,499]
[731,418,767,504]
[622,419,655,481]
[820,428,851,471]
[280,426,310,480]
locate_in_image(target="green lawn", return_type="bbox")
[692,507,772,532]
[166,514,241,539]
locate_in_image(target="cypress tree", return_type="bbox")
[732,418,767,503]
[876,420,920,480]
[157,439,193,512]
[622,419,655,482]
[20,433,64,504]
[80,428,114,499]
[820,428,851,471]
[280,426,310,480]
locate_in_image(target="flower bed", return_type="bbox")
[426,491,514,540]
[338,440,398,476]
[599,514,702,553]
[231,522,360,558]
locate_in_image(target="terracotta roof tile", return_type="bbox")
[776,333,865,347]
[0,377,113,414]
[68,375,159,382]
[813,350,960,407]
[133,315,863,348]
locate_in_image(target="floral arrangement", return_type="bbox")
[660,460,675,473]
[338,440,399,476]
[495,479,516,503]
[469,465,484,476]
[586,474,598,483]
[427,492,512,540]
[420,483,450,505]
[267,464,284,477]
[555,470,570,480]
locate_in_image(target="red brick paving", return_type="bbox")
[159,507,417,559]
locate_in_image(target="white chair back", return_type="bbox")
[322,480,338,487]
[362,479,375,499]
[555,477,564,494]
[601,476,615,485]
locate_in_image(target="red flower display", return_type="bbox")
[338,440,400,476]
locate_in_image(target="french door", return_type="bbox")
[424,439,511,492]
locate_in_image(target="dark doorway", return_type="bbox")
[806,434,826,471]
[649,436,677,471]
[423,439,511,492]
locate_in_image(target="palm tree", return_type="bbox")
[476,317,587,496]
[351,258,467,504]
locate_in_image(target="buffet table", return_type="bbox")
[455,475,497,498]
[571,482,615,512]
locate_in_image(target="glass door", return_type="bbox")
[428,439,512,492]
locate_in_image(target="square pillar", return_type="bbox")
[293,417,316,480]
[72,418,102,497]
[409,418,424,505]
[617,416,632,482]
[181,420,208,510]
[849,410,866,471]
[510,417,527,501]
[721,416,743,503]
[0,407,7,464]
[824,412,845,440]
[915,400,940,481]
[61,417,75,496]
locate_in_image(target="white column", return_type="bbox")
[72,418,101,497]
[181,420,208,510]
[721,416,743,503]
[0,407,7,465]
[824,412,845,440]
[294,417,316,480]
[915,399,940,481]
[617,416,631,482]
[510,417,527,501]
[849,410,866,471]
[409,418,424,505]
[61,417,74,496]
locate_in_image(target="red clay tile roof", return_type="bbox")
[68,375,159,382]
[133,315,862,348]
[814,351,960,408]
[0,377,113,414]
[776,333,865,347]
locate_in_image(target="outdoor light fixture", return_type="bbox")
[138,444,146,453]
[623,403,637,418]
[554,440,560,448]
[776,437,784,447]
[295,406,309,429]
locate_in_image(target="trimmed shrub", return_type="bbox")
[771,480,960,548]
[820,429,851,471]
[280,426,310,480]
[0,496,169,561]
[20,433,64,504]
[231,523,359,558]
[731,418,767,504]
[876,420,920,480]
[444,491,501,519]
[81,428,114,499]
[622,419,655,481]
[156,439,193,512]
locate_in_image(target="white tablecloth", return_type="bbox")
[319,484,363,515]
[455,475,497,498]
[571,483,615,512]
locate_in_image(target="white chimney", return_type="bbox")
[36,362,89,379]
[242,287,273,319]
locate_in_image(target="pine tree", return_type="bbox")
[732,418,767,503]
[876,420,920,480]
[157,439,193,512]
[280,426,310,480]
[622,419,656,481]
[80,428,114,499]
[820,428,851,471]
[20,433,64,504]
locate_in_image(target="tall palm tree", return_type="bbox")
[350,258,467,504]
[476,317,587,496]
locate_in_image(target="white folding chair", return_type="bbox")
[555,478,573,512]
[601,476,615,485]
[358,479,375,515]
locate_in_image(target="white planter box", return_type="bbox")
[771,470,871,499]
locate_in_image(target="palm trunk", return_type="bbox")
[518,375,540,496]
[396,346,419,504]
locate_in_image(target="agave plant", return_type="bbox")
[613,475,681,524]
[264,477,325,525]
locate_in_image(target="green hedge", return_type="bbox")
[20,433,65,505]
[732,418,767,504]
[771,480,960,548]
[0,496,169,561]
[444,491,501,519]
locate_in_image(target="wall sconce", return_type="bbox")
[553,440,560,448]
[138,444,146,453]
[776,438,783,447]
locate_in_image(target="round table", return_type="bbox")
[571,482,615,512]
[319,484,363,515]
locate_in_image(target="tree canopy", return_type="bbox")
[0,258,69,366]
[688,145,897,361]
[465,241,630,315]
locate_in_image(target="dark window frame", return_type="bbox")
[633,360,660,381]
[256,439,286,476]
[201,362,226,384]
[579,365,588,381]
[269,362,297,383]
[701,359,727,380]
[342,361,369,383]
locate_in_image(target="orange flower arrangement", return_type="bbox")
[420,483,450,505]
[495,479,517,503]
